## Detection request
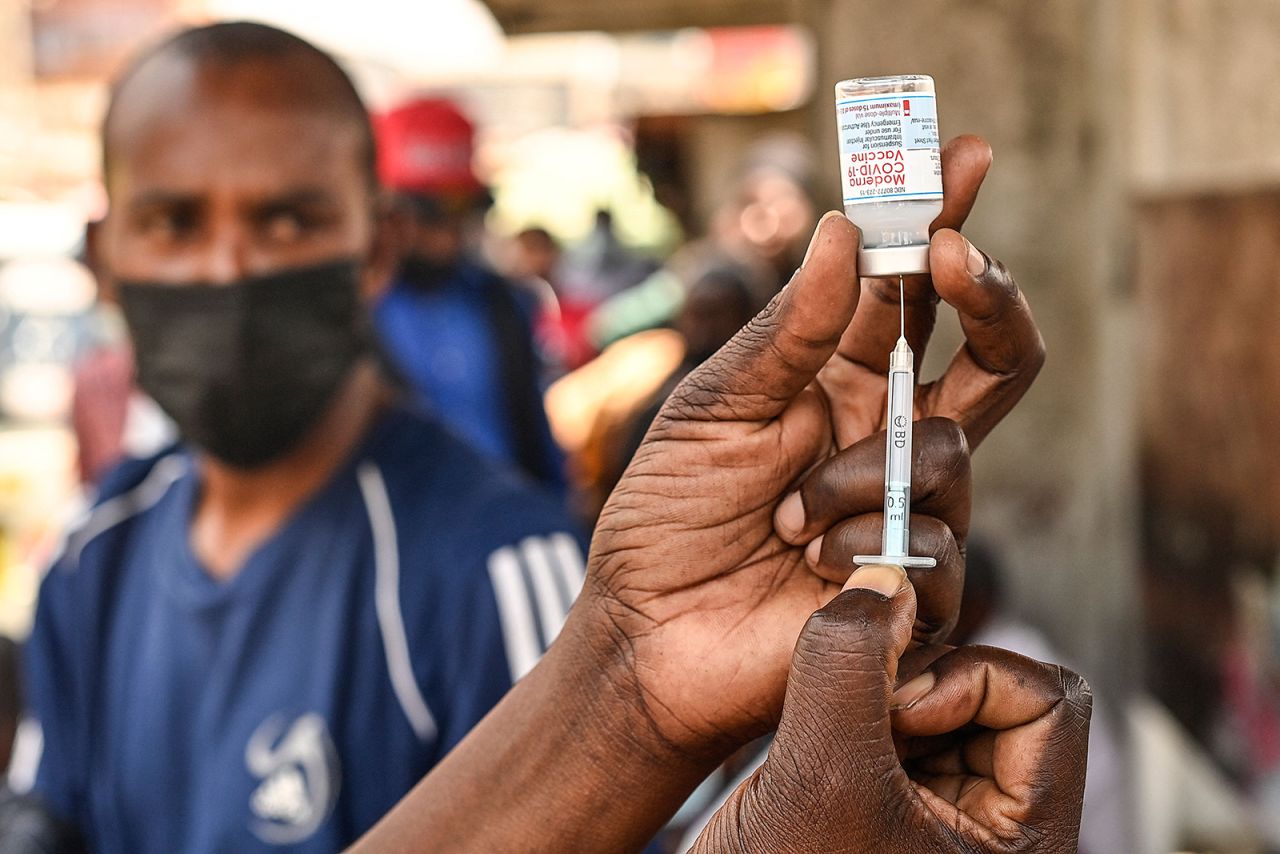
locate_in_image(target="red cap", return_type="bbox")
[374,97,483,195]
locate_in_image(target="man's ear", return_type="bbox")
[84,218,118,305]
[360,195,405,303]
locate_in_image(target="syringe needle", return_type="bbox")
[898,274,905,340]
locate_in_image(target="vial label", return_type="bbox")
[837,94,942,204]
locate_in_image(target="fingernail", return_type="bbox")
[965,238,988,278]
[804,535,823,567]
[775,491,805,539]
[841,563,906,597]
[891,671,936,708]
[802,211,843,268]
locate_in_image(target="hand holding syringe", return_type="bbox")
[767,136,1044,650]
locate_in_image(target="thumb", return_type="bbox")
[666,211,861,424]
[770,564,917,810]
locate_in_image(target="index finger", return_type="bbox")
[921,230,1046,448]
[891,645,1090,735]
[929,134,995,234]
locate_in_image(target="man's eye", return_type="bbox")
[142,209,199,241]
[262,211,311,243]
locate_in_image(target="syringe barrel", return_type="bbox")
[882,362,914,557]
[882,484,911,556]
[886,368,913,486]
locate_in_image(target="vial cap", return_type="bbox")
[858,244,930,278]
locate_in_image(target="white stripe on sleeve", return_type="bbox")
[519,537,569,647]
[6,718,42,795]
[358,462,438,743]
[487,546,542,683]
[548,532,586,603]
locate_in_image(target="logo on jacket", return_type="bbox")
[245,713,340,844]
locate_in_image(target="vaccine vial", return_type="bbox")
[834,75,943,277]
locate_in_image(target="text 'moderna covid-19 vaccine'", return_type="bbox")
[834,74,943,278]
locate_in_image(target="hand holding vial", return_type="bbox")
[773,134,1046,645]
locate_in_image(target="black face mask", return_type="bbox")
[118,260,367,469]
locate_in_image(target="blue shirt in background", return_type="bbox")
[374,261,564,488]
[24,407,586,853]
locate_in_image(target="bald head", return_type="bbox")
[103,21,376,190]
[91,21,398,297]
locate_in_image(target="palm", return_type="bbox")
[592,387,843,747]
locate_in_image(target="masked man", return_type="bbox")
[19,22,583,852]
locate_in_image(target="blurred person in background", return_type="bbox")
[950,538,1129,854]
[372,99,564,488]
[546,137,818,520]
[556,208,659,306]
[586,132,816,350]
[506,226,598,378]
[576,265,759,521]
[508,227,560,286]
[69,340,175,486]
[711,133,820,300]
[68,340,132,486]
[16,23,584,853]
[1216,568,1280,842]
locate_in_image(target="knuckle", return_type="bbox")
[919,416,969,463]
[799,594,888,659]
[1054,665,1094,717]
[914,418,971,495]
[1029,328,1048,373]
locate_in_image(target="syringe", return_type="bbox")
[853,275,937,571]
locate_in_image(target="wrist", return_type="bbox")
[544,605,723,789]
[572,579,765,769]
[352,603,721,852]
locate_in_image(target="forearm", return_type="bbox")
[350,612,719,853]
